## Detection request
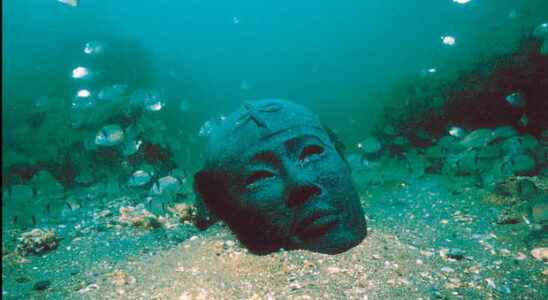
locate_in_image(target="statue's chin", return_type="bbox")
[292,220,367,255]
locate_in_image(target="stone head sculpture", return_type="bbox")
[193,99,367,254]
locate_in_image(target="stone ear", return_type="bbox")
[192,170,227,228]
[323,124,351,172]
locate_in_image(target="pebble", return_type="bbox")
[446,248,465,260]
[441,267,455,273]
[70,268,81,276]
[515,252,527,260]
[485,278,497,290]
[33,280,51,291]
[16,277,31,283]
[531,247,548,261]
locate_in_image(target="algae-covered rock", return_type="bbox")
[501,135,539,155]
[517,179,538,200]
[445,150,481,175]
[28,171,64,198]
[510,154,536,175]
[404,150,428,178]
[458,128,495,149]
[2,151,34,171]
[492,126,518,140]
[118,205,162,229]
[168,203,197,224]
[476,144,502,159]
[425,145,445,160]
[16,228,59,256]
[525,194,548,225]
[438,135,457,150]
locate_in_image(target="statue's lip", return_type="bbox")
[296,210,340,240]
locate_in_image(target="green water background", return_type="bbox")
[3,0,548,172]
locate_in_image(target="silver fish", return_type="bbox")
[519,113,528,127]
[128,170,152,187]
[58,0,77,7]
[448,126,467,138]
[533,23,548,39]
[94,124,124,146]
[97,84,127,101]
[505,92,526,108]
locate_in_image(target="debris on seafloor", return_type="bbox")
[168,203,196,224]
[108,270,136,286]
[118,205,162,229]
[530,247,548,261]
[16,228,59,256]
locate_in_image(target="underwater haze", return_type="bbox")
[2,0,548,299]
[4,1,548,147]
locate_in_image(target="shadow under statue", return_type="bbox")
[193,99,367,254]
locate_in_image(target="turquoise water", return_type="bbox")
[2,1,547,299]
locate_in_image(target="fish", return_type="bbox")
[71,66,89,79]
[128,170,152,187]
[505,91,526,108]
[533,23,548,39]
[83,41,104,55]
[58,0,77,7]
[145,101,164,112]
[441,36,456,46]
[150,176,181,195]
[179,100,190,112]
[71,92,96,111]
[420,68,437,77]
[541,39,548,56]
[97,84,127,101]
[130,88,165,111]
[122,139,142,156]
[448,126,467,138]
[519,113,528,127]
[94,124,125,146]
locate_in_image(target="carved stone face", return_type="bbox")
[194,99,366,254]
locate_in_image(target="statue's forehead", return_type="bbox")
[231,99,321,137]
[239,127,331,161]
[205,99,326,167]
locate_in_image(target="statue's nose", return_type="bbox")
[287,184,321,208]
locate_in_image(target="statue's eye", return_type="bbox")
[299,145,324,163]
[245,171,274,186]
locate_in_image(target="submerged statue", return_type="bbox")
[193,99,367,254]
